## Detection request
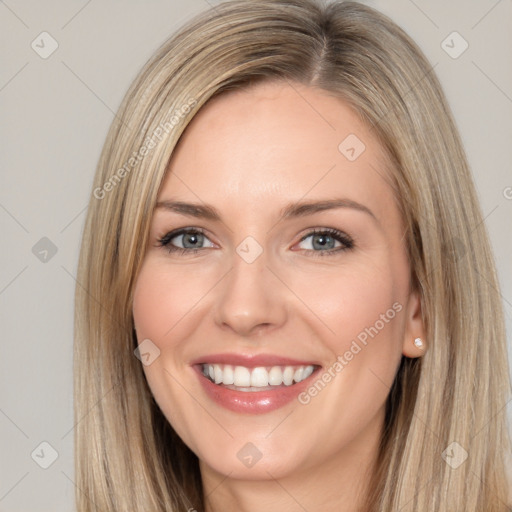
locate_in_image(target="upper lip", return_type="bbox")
[190,353,321,368]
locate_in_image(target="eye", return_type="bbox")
[157,227,354,257]
[296,228,354,257]
[157,228,215,255]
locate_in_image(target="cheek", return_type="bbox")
[131,260,201,400]
[289,259,406,355]
[287,256,407,424]
[132,258,210,343]
[131,260,208,452]
[288,267,405,444]
[291,254,407,424]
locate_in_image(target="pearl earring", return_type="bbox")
[414,337,424,349]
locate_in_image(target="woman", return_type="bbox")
[73,0,512,510]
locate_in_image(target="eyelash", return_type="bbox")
[157,227,354,258]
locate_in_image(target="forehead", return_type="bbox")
[161,80,398,226]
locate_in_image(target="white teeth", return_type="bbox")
[251,367,268,387]
[302,365,314,379]
[233,366,251,387]
[283,366,294,386]
[223,365,234,385]
[202,363,315,388]
[268,366,283,385]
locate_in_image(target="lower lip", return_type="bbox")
[194,366,320,414]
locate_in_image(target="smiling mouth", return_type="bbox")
[200,363,318,392]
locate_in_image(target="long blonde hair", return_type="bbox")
[74,0,511,510]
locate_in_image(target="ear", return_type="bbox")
[401,287,426,358]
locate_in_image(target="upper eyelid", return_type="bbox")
[158,227,210,244]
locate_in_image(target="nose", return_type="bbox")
[213,246,288,338]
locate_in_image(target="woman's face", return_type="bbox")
[132,80,424,482]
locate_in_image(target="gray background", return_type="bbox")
[1,0,511,510]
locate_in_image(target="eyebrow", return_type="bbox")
[155,198,377,223]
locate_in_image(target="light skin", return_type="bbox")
[132,80,425,512]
